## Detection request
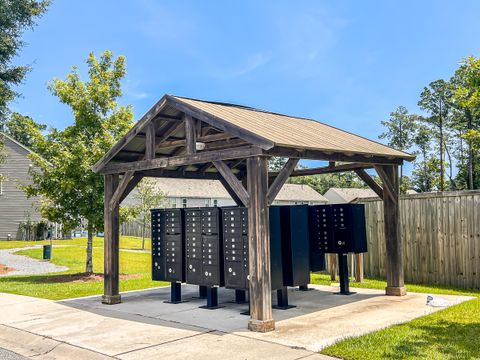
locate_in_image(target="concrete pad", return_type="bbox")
[117,331,314,360]
[238,285,474,352]
[0,325,60,358]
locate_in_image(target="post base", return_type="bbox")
[102,294,121,305]
[248,319,275,332]
[386,286,407,296]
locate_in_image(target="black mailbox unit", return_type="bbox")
[151,208,185,282]
[308,205,332,271]
[185,207,224,307]
[151,208,186,303]
[222,207,284,293]
[332,204,367,253]
[278,205,310,287]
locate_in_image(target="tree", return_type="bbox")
[268,157,288,171]
[379,106,418,186]
[289,171,366,195]
[0,0,49,124]
[25,51,133,274]
[452,56,480,189]
[131,179,165,250]
[418,79,453,191]
[4,112,46,151]
[411,124,434,192]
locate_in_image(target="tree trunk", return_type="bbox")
[86,223,93,274]
[141,216,146,250]
[445,142,456,190]
[467,110,474,190]
[439,122,444,192]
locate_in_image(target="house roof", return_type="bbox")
[148,178,327,202]
[93,94,415,174]
[0,132,34,155]
[323,187,379,203]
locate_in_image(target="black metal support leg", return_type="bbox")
[199,287,224,309]
[235,289,247,303]
[273,287,296,310]
[335,254,356,295]
[164,282,187,304]
[299,285,311,291]
[199,285,207,299]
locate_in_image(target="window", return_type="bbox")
[171,199,177,208]
[213,199,218,207]
[182,198,187,208]
[204,199,210,207]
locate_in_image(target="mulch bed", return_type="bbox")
[42,273,140,283]
[0,264,15,274]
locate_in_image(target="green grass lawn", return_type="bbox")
[0,236,166,300]
[310,274,480,360]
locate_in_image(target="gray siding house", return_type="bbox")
[0,133,42,239]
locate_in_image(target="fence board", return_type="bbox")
[360,190,480,290]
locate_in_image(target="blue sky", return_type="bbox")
[12,0,480,173]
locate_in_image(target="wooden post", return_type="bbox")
[102,174,121,304]
[185,114,196,155]
[145,122,156,160]
[355,253,364,283]
[381,165,406,296]
[247,156,274,332]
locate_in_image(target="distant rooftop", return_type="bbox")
[323,187,379,203]
[150,178,327,202]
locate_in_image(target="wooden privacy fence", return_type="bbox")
[358,190,480,290]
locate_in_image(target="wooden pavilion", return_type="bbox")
[92,95,415,332]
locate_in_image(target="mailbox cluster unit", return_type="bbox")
[151,208,185,283]
[151,203,368,305]
[308,204,367,255]
[184,207,224,287]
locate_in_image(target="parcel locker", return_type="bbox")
[278,205,310,287]
[308,205,332,271]
[222,207,285,291]
[185,207,224,287]
[151,208,185,282]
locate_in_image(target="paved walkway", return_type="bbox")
[0,247,68,277]
[0,285,473,359]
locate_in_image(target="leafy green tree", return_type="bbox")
[25,51,133,274]
[411,156,442,192]
[379,106,418,186]
[268,157,288,171]
[411,124,434,192]
[418,79,453,191]
[451,56,480,189]
[0,0,49,124]
[131,179,165,250]
[4,112,46,151]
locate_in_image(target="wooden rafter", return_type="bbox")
[184,114,196,155]
[269,162,373,178]
[145,123,156,160]
[118,173,143,204]
[213,160,249,207]
[267,158,298,205]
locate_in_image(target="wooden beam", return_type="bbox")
[145,123,156,160]
[247,156,274,332]
[266,147,405,165]
[93,97,169,173]
[139,168,220,180]
[267,158,298,205]
[205,138,248,151]
[102,174,121,305]
[166,95,275,150]
[269,163,373,178]
[155,121,184,151]
[155,133,236,150]
[119,174,143,203]
[213,160,249,207]
[185,114,196,155]
[219,177,243,206]
[375,165,397,203]
[109,171,134,210]
[354,168,384,199]
[380,165,405,296]
[100,146,264,174]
